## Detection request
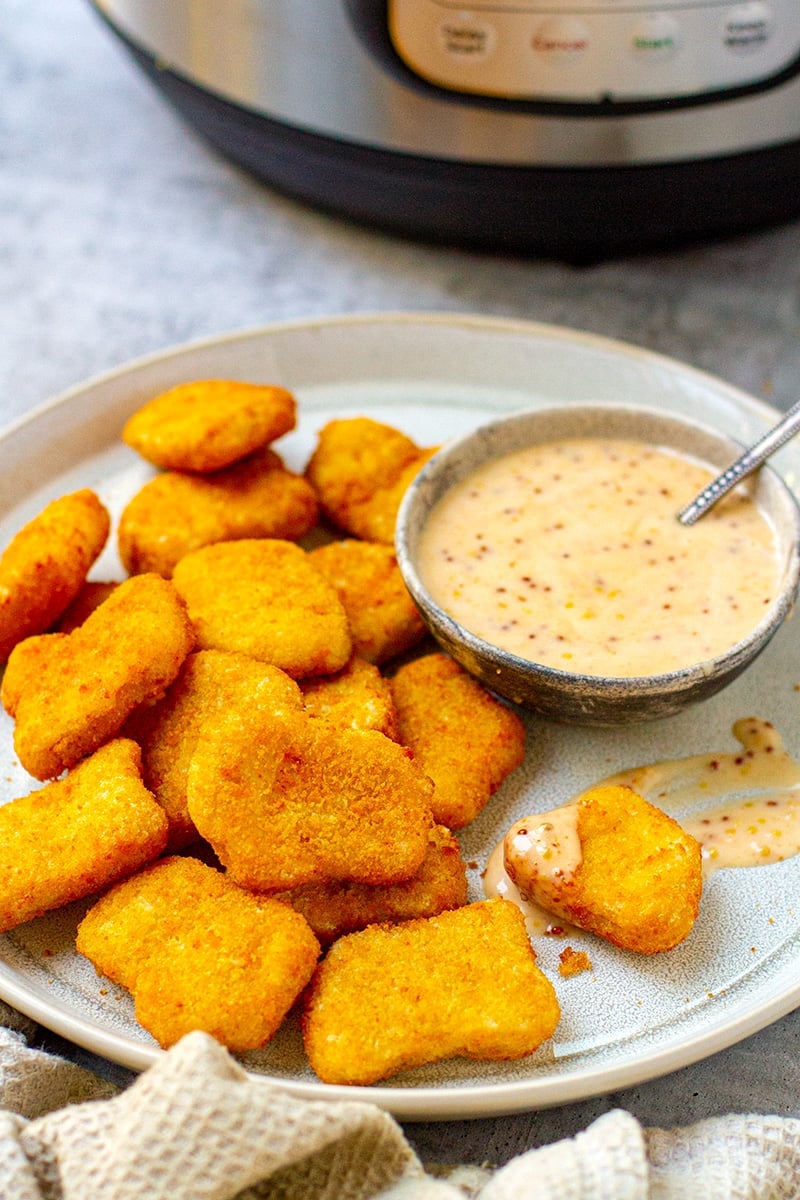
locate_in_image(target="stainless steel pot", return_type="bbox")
[89,0,800,259]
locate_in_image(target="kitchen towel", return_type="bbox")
[1,1002,799,1200]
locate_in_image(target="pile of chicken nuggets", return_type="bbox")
[0,377,703,1087]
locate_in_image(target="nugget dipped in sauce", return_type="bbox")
[2,573,195,780]
[118,448,318,578]
[302,898,560,1085]
[305,416,437,543]
[0,489,110,663]
[122,380,297,472]
[503,784,702,954]
[0,739,167,934]
[390,652,526,830]
[77,856,319,1051]
[172,539,351,679]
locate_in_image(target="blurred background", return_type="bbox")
[5,0,800,431]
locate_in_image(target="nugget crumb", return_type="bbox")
[558,946,593,977]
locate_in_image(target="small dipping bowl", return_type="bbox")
[395,404,800,725]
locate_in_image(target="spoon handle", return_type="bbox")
[678,398,800,526]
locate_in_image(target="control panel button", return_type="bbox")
[438,16,496,62]
[532,17,590,65]
[629,13,681,63]
[723,2,773,53]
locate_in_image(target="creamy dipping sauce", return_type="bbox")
[417,438,781,677]
[602,717,800,878]
[483,839,580,939]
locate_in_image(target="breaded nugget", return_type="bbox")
[0,739,167,934]
[308,539,426,664]
[302,898,560,1085]
[117,448,319,578]
[305,417,437,543]
[187,699,434,892]
[282,824,467,944]
[121,380,296,472]
[300,656,399,739]
[0,634,63,719]
[0,489,110,662]
[390,653,526,830]
[172,539,351,678]
[77,856,319,1051]
[55,581,118,633]
[125,649,303,849]
[76,855,229,990]
[504,784,703,954]
[2,574,195,780]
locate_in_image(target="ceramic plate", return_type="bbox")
[1,313,800,1120]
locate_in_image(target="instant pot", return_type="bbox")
[90,1,800,260]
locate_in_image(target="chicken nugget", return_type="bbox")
[187,699,434,892]
[308,539,426,664]
[302,898,560,1085]
[282,824,467,944]
[77,856,319,1051]
[390,653,526,830]
[504,784,703,954]
[0,489,110,663]
[2,574,195,780]
[118,448,319,578]
[125,650,303,849]
[305,417,436,543]
[121,380,296,472]
[0,739,167,934]
[0,634,63,720]
[172,539,351,678]
[55,581,118,632]
[300,656,399,739]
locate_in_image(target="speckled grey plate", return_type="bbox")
[1,313,800,1120]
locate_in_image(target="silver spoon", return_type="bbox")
[678,397,800,526]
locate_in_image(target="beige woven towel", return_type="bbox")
[1,1004,799,1200]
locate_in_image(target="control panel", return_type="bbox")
[387,0,800,104]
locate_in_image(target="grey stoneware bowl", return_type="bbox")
[395,403,800,725]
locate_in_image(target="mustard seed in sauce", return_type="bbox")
[417,437,780,678]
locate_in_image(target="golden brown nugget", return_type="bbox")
[55,581,118,633]
[122,380,297,472]
[308,539,426,664]
[187,701,434,892]
[125,650,303,849]
[77,856,319,1051]
[0,489,110,662]
[282,824,467,944]
[117,448,319,578]
[302,898,560,1085]
[305,417,437,543]
[76,855,230,991]
[300,656,399,739]
[390,653,526,830]
[0,739,167,934]
[172,539,351,678]
[504,784,703,954]
[3,574,195,780]
[0,634,63,719]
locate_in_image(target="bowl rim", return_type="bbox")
[395,401,800,692]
